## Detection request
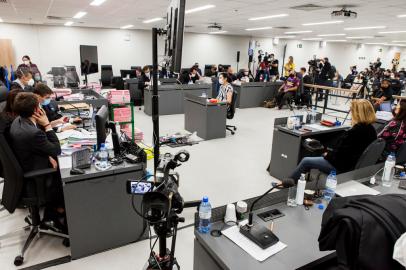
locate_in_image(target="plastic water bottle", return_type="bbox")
[310,108,317,124]
[198,196,212,234]
[296,174,306,205]
[98,143,109,170]
[324,171,337,203]
[382,153,396,187]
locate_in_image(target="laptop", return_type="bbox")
[335,180,381,197]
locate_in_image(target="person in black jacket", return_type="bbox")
[290,99,377,180]
[299,67,313,108]
[33,83,77,132]
[10,67,34,92]
[138,66,151,105]
[10,92,66,231]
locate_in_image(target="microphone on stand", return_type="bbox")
[240,178,295,249]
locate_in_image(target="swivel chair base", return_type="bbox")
[226,125,237,135]
[14,217,69,266]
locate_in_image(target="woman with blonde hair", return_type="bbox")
[290,99,377,180]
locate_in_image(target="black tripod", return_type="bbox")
[145,212,184,270]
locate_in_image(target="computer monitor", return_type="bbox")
[80,45,99,76]
[95,105,122,156]
[120,69,137,79]
[96,105,109,150]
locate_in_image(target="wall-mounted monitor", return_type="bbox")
[80,45,99,76]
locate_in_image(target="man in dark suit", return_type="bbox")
[10,92,66,231]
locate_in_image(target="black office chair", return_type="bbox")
[0,134,69,266]
[66,66,80,88]
[396,143,406,164]
[226,91,238,135]
[101,65,113,87]
[354,138,386,170]
[308,138,386,190]
[111,76,125,90]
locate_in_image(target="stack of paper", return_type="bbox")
[57,129,97,146]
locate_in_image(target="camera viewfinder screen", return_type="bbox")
[131,181,152,194]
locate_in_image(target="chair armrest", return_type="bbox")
[24,168,57,179]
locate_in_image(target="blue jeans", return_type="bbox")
[290,157,335,181]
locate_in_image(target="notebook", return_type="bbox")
[335,180,380,197]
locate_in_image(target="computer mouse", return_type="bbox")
[70,168,85,175]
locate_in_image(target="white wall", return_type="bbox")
[1,23,406,83]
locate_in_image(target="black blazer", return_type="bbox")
[324,123,377,173]
[10,117,61,172]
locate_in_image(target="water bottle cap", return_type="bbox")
[101,143,105,148]
[330,170,336,176]
[202,196,209,203]
[401,172,406,177]
[318,204,324,210]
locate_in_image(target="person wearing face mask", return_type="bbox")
[33,84,77,132]
[17,55,42,82]
[378,100,406,159]
[216,73,234,105]
[276,71,300,110]
[189,67,200,83]
[138,66,151,104]
[371,79,393,111]
[194,63,202,77]
[10,92,67,232]
[237,69,252,83]
[11,67,34,91]
[284,56,295,77]
[269,53,279,80]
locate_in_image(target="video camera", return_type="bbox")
[127,150,190,223]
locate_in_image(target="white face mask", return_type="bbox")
[24,60,30,65]
[28,78,35,86]
[219,78,224,85]
[145,72,150,77]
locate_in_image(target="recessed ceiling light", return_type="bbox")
[365,42,388,45]
[346,36,374,39]
[302,38,322,41]
[120,24,134,29]
[64,21,74,26]
[392,40,406,43]
[397,14,406,18]
[245,26,272,31]
[185,4,215,14]
[143,17,164,24]
[275,35,295,39]
[209,31,228,34]
[344,26,386,31]
[379,30,406,34]
[318,33,346,37]
[302,20,343,26]
[285,30,312,34]
[248,14,289,21]
[90,0,106,6]
[326,40,347,42]
[73,11,87,19]
[391,44,406,47]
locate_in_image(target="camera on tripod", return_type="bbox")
[126,150,191,270]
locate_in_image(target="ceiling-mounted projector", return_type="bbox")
[331,8,357,19]
[207,23,222,30]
